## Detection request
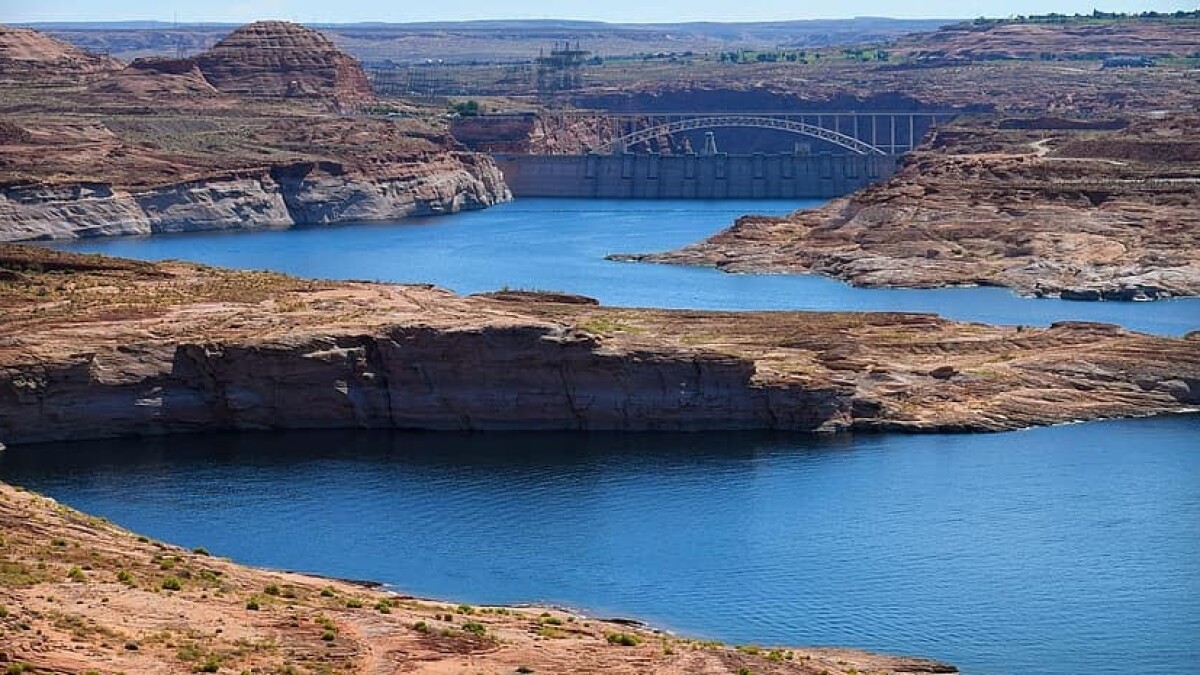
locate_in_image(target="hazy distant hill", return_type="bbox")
[20,18,951,63]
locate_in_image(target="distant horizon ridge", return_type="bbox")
[12,16,962,29]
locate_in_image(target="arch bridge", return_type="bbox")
[608,115,889,155]
[532,110,957,156]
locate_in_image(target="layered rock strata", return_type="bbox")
[1,246,1197,446]
[0,25,510,241]
[619,116,1200,300]
[195,21,374,102]
[0,25,121,85]
[0,157,510,241]
[88,57,221,97]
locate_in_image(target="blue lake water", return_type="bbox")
[16,199,1200,673]
[49,198,1199,335]
[2,417,1198,675]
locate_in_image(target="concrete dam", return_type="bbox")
[494,152,900,199]
[465,111,951,199]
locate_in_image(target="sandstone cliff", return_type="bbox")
[621,115,1200,300]
[0,24,510,242]
[2,246,1196,446]
[88,57,221,98]
[0,25,122,85]
[0,156,509,241]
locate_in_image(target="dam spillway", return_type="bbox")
[492,152,901,199]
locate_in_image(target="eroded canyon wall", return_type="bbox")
[0,324,842,445]
[0,156,510,241]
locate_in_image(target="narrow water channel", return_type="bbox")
[49,198,1200,335]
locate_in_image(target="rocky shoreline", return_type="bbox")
[2,245,1198,446]
[0,155,509,242]
[0,22,511,242]
[0,480,958,674]
[615,115,1200,302]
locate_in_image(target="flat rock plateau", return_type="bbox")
[0,481,958,675]
[2,245,1197,445]
[618,115,1200,301]
[0,22,510,242]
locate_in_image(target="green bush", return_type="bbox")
[606,632,641,647]
[450,100,482,116]
[161,576,183,591]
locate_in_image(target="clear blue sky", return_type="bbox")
[3,0,1195,24]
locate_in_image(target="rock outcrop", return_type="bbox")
[195,21,373,102]
[0,25,121,85]
[2,246,1197,446]
[621,115,1200,300]
[0,156,509,241]
[88,57,220,97]
[0,24,511,243]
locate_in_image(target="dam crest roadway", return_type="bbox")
[570,111,958,155]
[480,111,957,199]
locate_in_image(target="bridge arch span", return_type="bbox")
[606,115,888,155]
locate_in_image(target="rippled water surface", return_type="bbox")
[50,199,1200,335]
[24,199,1200,673]
[2,417,1198,675]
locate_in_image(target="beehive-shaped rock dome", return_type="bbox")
[196,21,373,101]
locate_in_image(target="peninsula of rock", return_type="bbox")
[2,245,1197,446]
[617,115,1200,301]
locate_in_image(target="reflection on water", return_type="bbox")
[3,415,1198,675]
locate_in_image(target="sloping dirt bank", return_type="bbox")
[0,481,959,674]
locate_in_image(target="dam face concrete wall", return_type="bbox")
[493,153,900,199]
